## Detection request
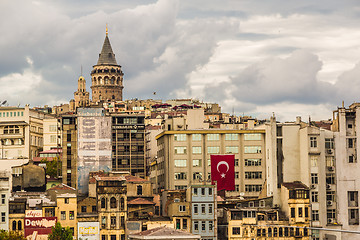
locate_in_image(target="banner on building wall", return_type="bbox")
[78,222,100,240]
[211,155,235,191]
[77,108,112,194]
[24,217,57,237]
[25,210,42,218]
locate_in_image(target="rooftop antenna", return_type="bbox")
[81,65,83,76]
[106,23,108,36]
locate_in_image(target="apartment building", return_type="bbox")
[61,114,77,188]
[188,184,217,240]
[260,116,339,240]
[332,103,360,240]
[155,124,265,197]
[0,171,10,230]
[111,113,146,178]
[0,105,56,170]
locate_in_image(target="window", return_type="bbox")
[235,185,239,192]
[327,191,336,202]
[12,221,16,231]
[201,204,206,214]
[1,194,5,204]
[209,204,213,214]
[18,221,22,230]
[298,207,303,217]
[310,137,317,148]
[348,191,359,207]
[244,146,261,153]
[175,159,187,167]
[349,155,356,163]
[207,146,219,154]
[327,209,336,222]
[192,134,201,141]
[174,134,186,141]
[175,172,187,180]
[101,216,106,228]
[81,206,87,213]
[193,172,202,180]
[194,204,198,214]
[209,221,213,231]
[183,219,187,229]
[245,185,262,192]
[245,159,261,166]
[311,173,318,184]
[234,159,239,166]
[69,211,74,220]
[244,133,261,140]
[193,159,201,167]
[310,156,318,167]
[194,188,198,195]
[194,221,199,231]
[326,173,335,185]
[325,138,334,149]
[110,197,117,208]
[349,209,359,225]
[348,138,354,148]
[101,198,107,209]
[326,156,335,167]
[192,146,202,154]
[225,134,238,140]
[1,212,5,223]
[176,219,181,229]
[245,171,262,179]
[207,134,219,141]
[232,227,241,235]
[225,146,239,153]
[291,208,295,218]
[174,147,187,154]
[311,191,319,202]
[179,205,186,212]
[50,135,57,143]
[305,207,309,218]
[201,188,206,195]
[348,124,353,129]
[64,198,69,204]
[61,211,66,220]
[111,216,116,227]
[235,172,239,179]
[202,221,206,231]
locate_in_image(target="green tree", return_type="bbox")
[0,230,26,240]
[48,222,73,240]
[41,157,61,178]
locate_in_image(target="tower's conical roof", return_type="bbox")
[97,34,118,65]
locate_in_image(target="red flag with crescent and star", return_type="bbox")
[211,155,235,191]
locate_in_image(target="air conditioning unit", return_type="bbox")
[327,149,333,154]
[328,166,335,171]
[327,200,333,206]
[326,184,331,190]
[328,218,334,224]
[311,184,316,189]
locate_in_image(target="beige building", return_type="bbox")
[0,105,56,170]
[155,111,265,198]
[260,116,339,240]
[42,117,61,151]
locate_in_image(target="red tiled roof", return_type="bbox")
[47,183,76,191]
[131,226,200,237]
[128,198,155,205]
[94,176,126,181]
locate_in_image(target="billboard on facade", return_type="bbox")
[25,210,42,218]
[24,217,57,238]
[77,108,112,194]
[78,222,100,240]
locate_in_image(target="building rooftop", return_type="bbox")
[128,198,155,205]
[129,226,201,239]
[282,181,309,190]
[47,183,76,191]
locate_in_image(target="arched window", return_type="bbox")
[18,221,22,230]
[111,77,115,85]
[137,185,143,196]
[98,77,103,85]
[104,77,109,84]
[120,197,125,210]
[110,197,117,208]
[101,198,107,209]
[279,227,283,237]
[12,220,16,230]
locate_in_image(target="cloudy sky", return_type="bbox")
[1,0,360,121]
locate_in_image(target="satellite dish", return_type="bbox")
[240,192,245,196]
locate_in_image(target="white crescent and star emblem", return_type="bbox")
[217,161,229,178]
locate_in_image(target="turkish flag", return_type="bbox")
[211,155,235,191]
